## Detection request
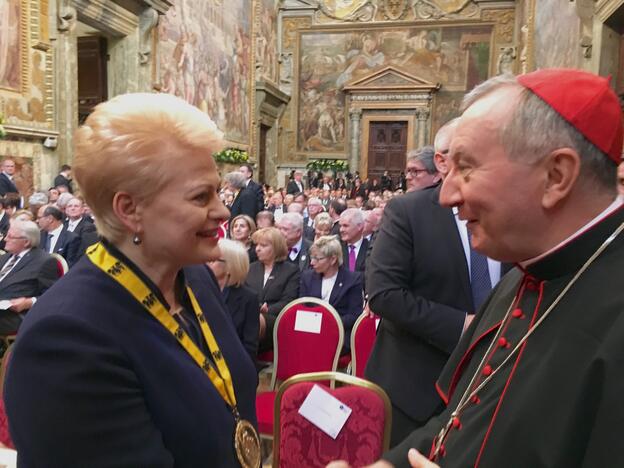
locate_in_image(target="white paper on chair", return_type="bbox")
[0,300,12,310]
[298,384,352,439]
[294,310,323,334]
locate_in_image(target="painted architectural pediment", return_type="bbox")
[343,66,440,91]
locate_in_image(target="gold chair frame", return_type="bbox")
[272,371,392,468]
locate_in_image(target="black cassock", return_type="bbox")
[386,204,624,467]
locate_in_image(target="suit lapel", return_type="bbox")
[328,268,345,304]
[54,230,66,254]
[2,250,33,283]
[430,187,473,305]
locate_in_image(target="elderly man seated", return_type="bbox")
[0,220,59,334]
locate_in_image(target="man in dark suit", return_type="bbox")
[364,120,504,447]
[64,197,97,260]
[53,164,73,193]
[286,170,305,195]
[225,171,258,221]
[339,208,369,278]
[277,212,311,271]
[239,164,264,214]
[329,198,347,236]
[37,205,81,267]
[0,220,59,334]
[0,159,19,197]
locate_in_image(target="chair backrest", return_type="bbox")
[271,297,344,389]
[350,312,378,378]
[50,253,69,276]
[273,371,391,468]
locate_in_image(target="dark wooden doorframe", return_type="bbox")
[367,120,408,187]
[77,36,108,125]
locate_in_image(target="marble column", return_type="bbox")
[416,107,430,148]
[349,108,363,176]
[54,0,78,166]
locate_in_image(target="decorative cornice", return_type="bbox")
[140,0,173,15]
[351,93,433,102]
[4,125,59,140]
[72,0,139,37]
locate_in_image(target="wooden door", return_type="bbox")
[367,121,407,186]
[77,36,108,124]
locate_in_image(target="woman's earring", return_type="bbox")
[132,233,142,245]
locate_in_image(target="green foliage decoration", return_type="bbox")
[214,147,249,164]
[0,115,6,139]
[306,158,349,174]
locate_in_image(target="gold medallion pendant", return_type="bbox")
[234,418,261,468]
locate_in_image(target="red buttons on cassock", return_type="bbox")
[439,445,446,457]
[498,337,508,348]
[470,395,480,404]
[526,281,538,291]
[482,364,493,376]
[452,417,462,430]
[512,308,524,319]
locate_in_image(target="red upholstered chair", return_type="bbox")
[51,253,69,277]
[273,372,391,468]
[0,346,14,449]
[256,298,344,438]
[350,313,379,378]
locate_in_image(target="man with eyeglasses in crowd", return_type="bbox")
[405,147,440,193]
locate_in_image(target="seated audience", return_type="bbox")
[229,214,257,263]
[36,204,81,267]
[245,227,300,352]
[300,236,363,351]
[0,220,59,334]
[255,210,274,228]
[277,212,311,271]
[313,212,333,240]
[208,239,259,363]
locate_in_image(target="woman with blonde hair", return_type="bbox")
[229,214,257,263]
[208,238,259,363]
[313,212,333,240]
[245,227,299,352]
[300,235,363,351]
[5,93,260,467]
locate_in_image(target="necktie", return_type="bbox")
[348,245,356,271]
[468,231,492,310]
[44,233,53,253]
[0,255,19,281]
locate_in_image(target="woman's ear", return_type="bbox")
[112,192,142,234]
[541,148,581,210]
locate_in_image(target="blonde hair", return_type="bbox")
[251,227,288,262]
[229,214,257,239]
[313,212,332,230]
[311,235,343,266]
[73,92,224,242]
[218,238,249,287]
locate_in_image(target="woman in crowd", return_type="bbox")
[4,93,260,467]
[313,212,333,240]
[245,227,299,352]
[208,238,259,363]
[229,214,257,263]
[299,236,363,351]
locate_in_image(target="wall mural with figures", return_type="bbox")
[256,0,279,84]
[297,24,492,153]
[158,0,252,145]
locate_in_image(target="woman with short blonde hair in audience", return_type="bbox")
[300,235,363,352]
[245,227,299,352]
[208,238,259,363]
[11,209,34,222]
[229,214,257,263]
[313,212,333,240]
[5,92,260,467]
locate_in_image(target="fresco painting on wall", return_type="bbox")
[0,0,22,91]
[256,0,278,83]
[159,0,251,144]
[534,0,578,69]
[298,25,492,153]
